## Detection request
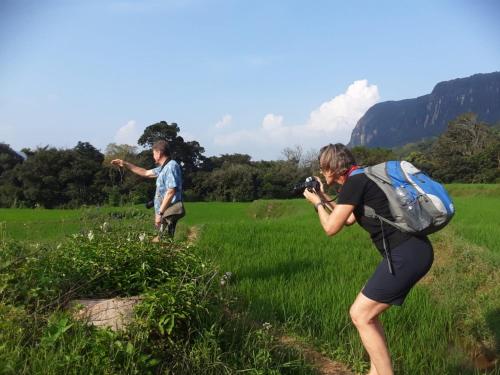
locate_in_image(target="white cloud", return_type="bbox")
[114,120,141,145]
[215,114,232,129]
[211,80,379,159]
[307,80,379,138]
[262,114,283,131]
[214,114,286,147]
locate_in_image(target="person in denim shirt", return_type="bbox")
[111,140,184,237]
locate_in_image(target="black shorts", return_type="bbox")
[362,236,434,306]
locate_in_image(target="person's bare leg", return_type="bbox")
[366,318,390,374]
[367,362,379,375]
[350,293,393,375]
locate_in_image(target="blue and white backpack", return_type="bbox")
[351,161,455,236]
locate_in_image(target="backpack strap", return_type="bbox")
[349,168,395,274]
[348,167,364,177]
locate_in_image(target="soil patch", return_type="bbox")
[187,225,200,245]
[279,335,353,375]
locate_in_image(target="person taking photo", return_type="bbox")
[303,143,433,375]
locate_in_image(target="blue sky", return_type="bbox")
[1,0,499,160]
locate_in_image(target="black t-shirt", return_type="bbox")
[337,173,413,254]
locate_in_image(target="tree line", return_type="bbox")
[0,114,498,208]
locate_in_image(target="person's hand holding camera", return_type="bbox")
[303,182,325,213]
[313,176,325,193]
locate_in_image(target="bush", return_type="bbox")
[0,223,311,374]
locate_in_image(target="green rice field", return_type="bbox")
[1,184,499,374]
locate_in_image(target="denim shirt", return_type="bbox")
[152,160,183,215]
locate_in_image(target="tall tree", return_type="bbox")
[430,113,500,182]
[0,143,24,176]
[16,147,74,208]
[433,113,496,158]
[282,145,303,165]
[351,146,396,166]
[202,154,252,171]
[0,143,24,207]
[62,142,106,206]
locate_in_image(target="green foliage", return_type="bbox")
[428,113,499,182]
[256,160,309,200]
[0,219,312,374]
[15,146,74,208]
[1,116,498,208]
[445,183,500,197]
[351,146,397,165]
[397,113,500,183]
[1,143,109,208]
[247,200,296,219]
[189,157,309,202]
[194,198,500,374]
[193,163,259,202]
[0,143,23,175]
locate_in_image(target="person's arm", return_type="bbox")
[317,203,355,236]
[110,159,156,178]
[159,188,176,215]
[321,197,356,225]
[304,189,356,235]
[312,176,356,225]
[154,188,176,227]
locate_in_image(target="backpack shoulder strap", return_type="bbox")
[349,168,364,176]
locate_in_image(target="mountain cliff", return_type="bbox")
[348,72,500,148]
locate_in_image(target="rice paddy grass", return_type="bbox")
[1,184,498,374]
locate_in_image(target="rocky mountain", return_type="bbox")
[349,72,500,148]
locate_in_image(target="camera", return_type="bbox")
[145,200,154,209]
[292,176,320,193]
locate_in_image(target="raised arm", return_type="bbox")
[303,188,356,236]
[313,176,356,226]
[316,203,355,236]
[110,159,156,178]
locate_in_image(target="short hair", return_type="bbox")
[318,143,356,176]
[152,140,171,157]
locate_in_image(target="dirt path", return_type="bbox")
[186,225,200,245]
[279,335,353,375]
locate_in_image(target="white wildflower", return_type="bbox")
[262,322,272,330]
[100,222,109,232]
[88,230,94,241]
[139,233,146,242]
[220,271,233,287]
